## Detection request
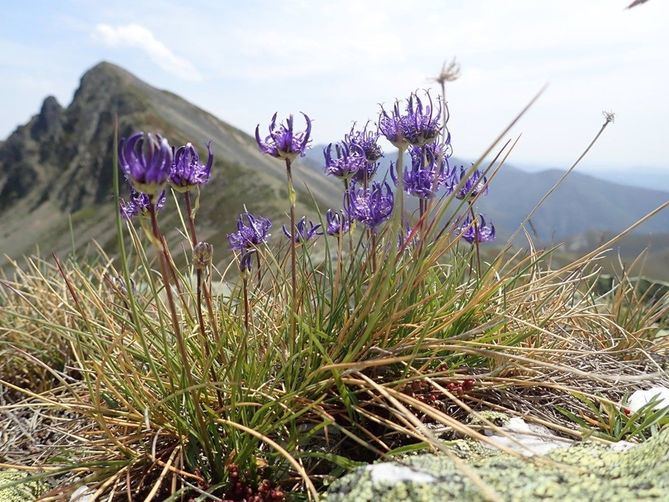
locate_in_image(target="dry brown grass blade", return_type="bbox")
[352,372,502,502]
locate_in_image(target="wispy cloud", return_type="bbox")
[93,23,202,81]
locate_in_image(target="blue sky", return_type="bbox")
[1,0,668,174]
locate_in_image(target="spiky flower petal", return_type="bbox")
[228,212,272,272]
[379,90,442,149]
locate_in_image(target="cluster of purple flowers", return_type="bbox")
[324,143,368,180]
[170,142,213,192]
[120,189,166,220]
[250,88,496,251]
[325,209,350,236]
[120,85,498,275]
[455,166,488,200]
[119,132,214,218]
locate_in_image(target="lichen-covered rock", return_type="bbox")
[0,470,45,502]
[326,428,669,501]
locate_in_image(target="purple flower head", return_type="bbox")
[282,216,323,243]
[344,123,384,164]
[227,212,272,272]
[391,143,455,199]
[345,181,394,231]
[255,112,312,161]
[119,132,173,195]
[228,212,272,251]
[344,123,383,183]
[352,162,380,184]
[378,100,411,149]
[169,141,214,192]
[456,167,488,200]
[120,189,166,220]
[456,214,496,244]
[403,91,442,147]
[398,224,421,251]
[378,90,442,149]
[324,142,367,179]
[325,209,351,236]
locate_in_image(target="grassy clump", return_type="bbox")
[1,100,668,501]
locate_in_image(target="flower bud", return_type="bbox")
[193,241,213,270]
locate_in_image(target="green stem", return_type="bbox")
[243,273,250,332]
[285,159,298,351]
[185,191,220,345]
[393,146,406,230]
[148,203,217,474]
[469,203,482,279]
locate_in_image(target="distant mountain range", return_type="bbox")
[304,146,669,242]
[1,62,667,278]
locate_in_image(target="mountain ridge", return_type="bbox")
[0,61,342,264]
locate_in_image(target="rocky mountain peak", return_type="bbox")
[31,95,63,139]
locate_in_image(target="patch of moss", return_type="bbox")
[0,471,45,502]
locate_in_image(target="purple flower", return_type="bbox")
[228,212,272,251]
[324,142,367,179]
[119,132,173,195]
[169,142,214,192]
[391,143,455,199]
[255,112,312,161]
[282,216,322,243]
[378,100,411,149]
[403,91,442,147]
[345,181,394,231]
[456,214,495,244]
[227,212,272,271]
[325,209,351,236]
[344,124,384,183]
[398,224,420,250]
[455,167,488,200]
[344,123,384,164]
[379,90,442,149]
[120,189,166,220]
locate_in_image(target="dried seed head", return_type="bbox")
[193,241,213,270]
[433,58,461,86]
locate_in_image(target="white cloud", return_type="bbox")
[93,23,202,81]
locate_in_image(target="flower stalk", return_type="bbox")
[285,158,298,346]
